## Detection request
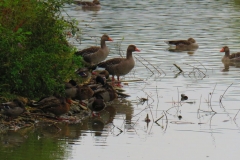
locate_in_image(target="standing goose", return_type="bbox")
[75,34,113,65]
[97,45,140,85]
[164,38,198,51]
[220,46,240,62]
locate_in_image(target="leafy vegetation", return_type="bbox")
[0,0,82,99]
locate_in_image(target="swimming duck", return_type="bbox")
[97,45,140,86]
[220,46,240,62]
[164,38,198,51]
[31,96,71,118]
[0,99,25,119]
[75,34,113,65]
[75,0,101,8]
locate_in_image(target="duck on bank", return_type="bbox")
[0,99,26,119]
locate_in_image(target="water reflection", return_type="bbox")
[166,48,196,55]
[3,0,240,159]
[222,61,240,72]
[0,128,67,160]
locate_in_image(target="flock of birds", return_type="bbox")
[1,0,240,121]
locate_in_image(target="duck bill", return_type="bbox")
[220,48,224,52]
[135,48,141,52]
[108,37,113,41]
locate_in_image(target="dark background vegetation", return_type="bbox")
[0,0,83,100]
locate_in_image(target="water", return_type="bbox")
[1,0,240,159]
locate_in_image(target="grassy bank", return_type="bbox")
[0,0,83,101]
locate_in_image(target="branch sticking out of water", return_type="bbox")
[134,56,154,75]
[163,111,168,132]
[219,83,233,103]
[234,109,240,121]
[209,83,217,112]
[135,53,163,76]
[183,62,207,79]
[155,115,164,123]
[173,64,183,72]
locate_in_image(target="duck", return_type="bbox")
[75,0,101,8]
[220,46,240,62]
[75,67,109,85]
[164,38,198,51]
[65,80,94,101]
[31,96,71,119]
[75,34,113,65]
[92,70,109,80]
[97,45,140,86]
[93,76,118,102]
[88,97,106,117]
[75,67,91,78]
[0,99,25,119]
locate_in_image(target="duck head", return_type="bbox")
[188,38,196,43]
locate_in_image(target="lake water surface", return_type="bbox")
[1,0,240,160]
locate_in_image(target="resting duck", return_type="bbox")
[31,96,71,118]
[97,45,140,86]
[0,99,25,119]
[220,46,240,62]
[92,70,109,80]
[75,34,113,65]
[75,67,91,78]
[94,76,118,102]
[88,97,106,117]
[75,0,101,8]
[65,80,94,101]
[164,38,198,51]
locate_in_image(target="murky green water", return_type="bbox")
[1,0,240,159]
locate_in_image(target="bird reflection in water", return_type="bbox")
[222,61,240,72]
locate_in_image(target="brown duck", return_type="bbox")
[0,99,25,118]
[94,76,118,102]
[76,0,100,7]
[75,34,113,65]
[92,70,109,80]
[31,96,71,118]
[220,46,240,62]
[88,97,106,117]
[97,45,140,85]
[65,80,94,101]
[164,38,198,51]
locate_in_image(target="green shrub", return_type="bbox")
[0,0,82,99]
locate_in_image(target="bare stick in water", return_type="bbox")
[173,63,183,72]
[134,56,154,75]
[219,83,233,103]
[136,53,162,75]
[233,109,240,121]
[155,115,164,123]
[209,83,217,112]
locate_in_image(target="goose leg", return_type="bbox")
[111,76,115,86]
[116,76,123,87]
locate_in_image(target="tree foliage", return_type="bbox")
[0,0,82,99]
